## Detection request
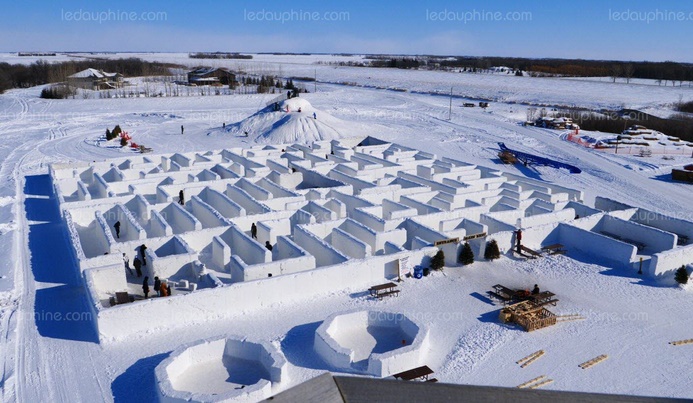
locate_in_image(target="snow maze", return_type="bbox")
[49,136,693,342]
[155,336,287,402]
[314,310,430,377]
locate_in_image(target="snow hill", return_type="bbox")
[224,97,365,144]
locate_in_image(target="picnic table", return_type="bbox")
[393,365,434,381]
[368,282,399,299]
[488,284,519,305]
[529,291,558,307]
[541,243,566,255]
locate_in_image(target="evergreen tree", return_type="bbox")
[675,265,689,285]
[459,242,474,265]
[430,250,445,271]
[484,239,501,261]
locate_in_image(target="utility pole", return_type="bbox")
[448,87,453,120]
[314,69,317,93]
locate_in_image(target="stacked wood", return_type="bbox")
[579,354,608,369]
[517,350,545,368]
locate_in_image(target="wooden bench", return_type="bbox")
[369,282,398,298]
[520,246,542,258]
[393,365,434,381]
[541,243,566,255]
[487,291,512,305]
[535,298,559,307]
[377,290,400,299]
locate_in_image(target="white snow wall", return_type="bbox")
[90,247,438,342]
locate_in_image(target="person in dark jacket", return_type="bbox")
[515,228,523,253]
[113,221,121,238]
[251,222,257,239]
[133,257,142,277]
[265,241,273,251]
[143,276,150,299]
[178,190,185,205]
[532,284,540,295]
[154,276,161,296]
[140,244,148,266]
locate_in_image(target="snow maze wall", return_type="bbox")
[49,137,693,342]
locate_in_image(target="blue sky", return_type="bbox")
[1,0,692,62]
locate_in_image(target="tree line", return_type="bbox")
[318,54,693,83]
[189,52,253,60]
[0,58,179,94]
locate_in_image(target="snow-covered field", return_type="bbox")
[0,53,691,402]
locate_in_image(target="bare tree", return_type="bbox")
[611,64,622,83]
[623,64,635,84]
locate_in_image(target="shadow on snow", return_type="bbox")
[24,174,98,343]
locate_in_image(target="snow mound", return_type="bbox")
[225,97,363,144]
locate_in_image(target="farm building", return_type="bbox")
[67,68,124,90]
[187,67,235,86]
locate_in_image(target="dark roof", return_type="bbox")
[188,67,230,76]
[265,374,689,403]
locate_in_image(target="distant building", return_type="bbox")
[187,67,235,86]
[67,68,124,90]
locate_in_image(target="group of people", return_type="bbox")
[122,244,148,278]
[142,276,170,299]
[250,222,273,251]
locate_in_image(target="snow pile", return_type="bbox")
[225,97,365,144]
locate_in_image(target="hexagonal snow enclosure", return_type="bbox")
[314,310,430,377]
[155,336,288,403]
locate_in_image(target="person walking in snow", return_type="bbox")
[178,189,185,205]
[265,241,273,251]
[154,276,161,297]
[133,257,142,278]
[251,222,257,239]
[142,276,150,299]
[313,112,317,119]
[181,125,184,135]
[113,221,121,239]
[515,229,523,254]
[140,244,148,266]
[123,253,132,276]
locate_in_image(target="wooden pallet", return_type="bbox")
[579,354,608,369]
[669,339,693,346]
[517,350,545,368]
[517,375,546,389]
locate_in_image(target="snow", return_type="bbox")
[0,53,691,402]
[222,97,370,144]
